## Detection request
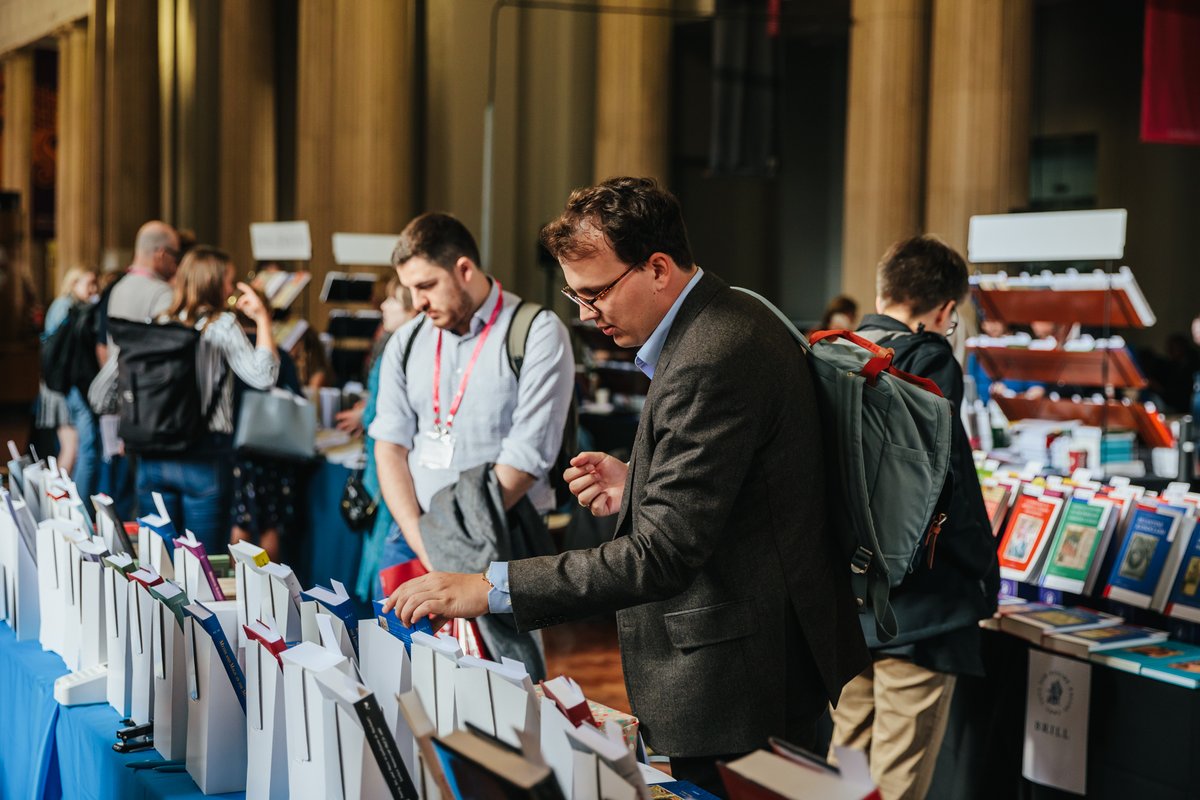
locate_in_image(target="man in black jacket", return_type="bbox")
[829,235,1000,800]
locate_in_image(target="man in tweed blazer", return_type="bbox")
[386,177,868,794]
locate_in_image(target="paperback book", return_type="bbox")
[997,491,1065,582]
[1040,498,1116,595]
[1103,504,1189,609]
[1043,624,1169,659]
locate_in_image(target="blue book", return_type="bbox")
[300,579,360,657]
[1092,640,1200,676]
[654,781,723,798]
[374,599,434,653]
[1103,504,1185,609]
[1164,518,1200,623]
[183,602,247,712]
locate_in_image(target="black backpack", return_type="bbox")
[108,318,219,456]
[41,304,100,394]
[401,302,579,507]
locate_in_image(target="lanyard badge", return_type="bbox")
[419,282,504,470]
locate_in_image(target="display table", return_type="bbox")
[928,628,1200,799]
[0,624,243,800]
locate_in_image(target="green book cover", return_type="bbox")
[1044,500,1107,583]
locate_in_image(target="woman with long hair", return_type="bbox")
[37,267,100,498]
[136,246,279,549]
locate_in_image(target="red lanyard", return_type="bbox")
[432,282,504,433]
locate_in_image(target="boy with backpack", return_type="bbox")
[828,235,1000,800]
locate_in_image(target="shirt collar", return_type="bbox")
[464,279,502,337]
[635,268,703,379]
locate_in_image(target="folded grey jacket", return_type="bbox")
[421,462,556,682]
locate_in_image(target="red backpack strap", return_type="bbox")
[810,328,945,397]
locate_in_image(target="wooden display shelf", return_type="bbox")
[992,394,1173,449]
[969,345,1147,389]
[972,286,1151,328]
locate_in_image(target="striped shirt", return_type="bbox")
[189,312,280,434]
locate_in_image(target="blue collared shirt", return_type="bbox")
[486,268,703,614]
[633,268,703,379]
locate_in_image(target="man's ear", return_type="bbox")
[455,256,475,282]
[935,299,957,328]
[648,252,674,290]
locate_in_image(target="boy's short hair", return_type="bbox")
[392,212,482,271]
[876,235,969,316]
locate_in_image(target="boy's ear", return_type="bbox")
[875,297,886,314]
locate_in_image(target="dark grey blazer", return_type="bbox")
[509,272,868,756]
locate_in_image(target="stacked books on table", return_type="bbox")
[995,603,1168,658]
[1091,641,1200,688]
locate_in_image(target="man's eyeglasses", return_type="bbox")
[560,262,641,315]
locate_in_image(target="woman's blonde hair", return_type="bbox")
[58,266,96,299]
[167,246,233,325]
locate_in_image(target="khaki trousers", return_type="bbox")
[828,656,957,800]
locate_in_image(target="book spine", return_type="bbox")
[195,550,226,601]
[201,616,247,712]
[353,692,419,800]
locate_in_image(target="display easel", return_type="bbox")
[965,209,1174,463]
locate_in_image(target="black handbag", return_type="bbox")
[339,466,378,532]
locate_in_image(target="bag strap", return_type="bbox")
[505,301,545,379]
[399,314,428,377]
[731,287,813,353]
[810,328,945,397]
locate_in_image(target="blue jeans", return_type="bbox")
[374,521,419,599]
[65,387,99,503]
[98,454,136,521]
[136,455,231,552]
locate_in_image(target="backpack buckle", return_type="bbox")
[850,546,872,575]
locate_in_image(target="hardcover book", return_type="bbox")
[980,482,1012,536]
[431,728,567,800]
[1163,516,1200,623]
[1091,640,1200,677]
[999,606,1122,645]
[1103,504,1187,608]
[1043,624,1169,659]
[998,491,1065,582]
[1041,498,1116,595]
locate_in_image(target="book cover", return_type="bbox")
[1140,656,1200,689]
[91,494,134,556]
[374,599,433,653]
[173,534,226,601]
[1091,640,1200,676]
[997,492,1064,582]
[432,728,567,800]
[300,579,360,657]
[1103,504,1184,608]
[998,606,1121,645]
[981,483,1012,537]
[1041,499,1115,595]
[1163,516,1200,621]
[1043,624,1168,659]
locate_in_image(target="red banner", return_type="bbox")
[1141,0,1200,145]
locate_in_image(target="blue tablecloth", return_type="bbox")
[0,622,246,800]
[0,624,63,800]
[0,459,361,800]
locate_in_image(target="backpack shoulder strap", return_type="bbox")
[399,314,428,376]
[505,301,545,379]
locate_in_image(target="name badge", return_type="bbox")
[418,429,455,470]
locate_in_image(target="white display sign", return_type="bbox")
[1023,649,1091,795]
[251,221,313,261]
[331,232,400,266]
[968,209,1127,263]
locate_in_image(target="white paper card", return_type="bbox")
[1023,649,1091,795]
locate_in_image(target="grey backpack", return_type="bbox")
[735,288,953,642]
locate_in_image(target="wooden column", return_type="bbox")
[55,21,94,279]
[593,0,672,183]
[102,0,160,264]
[840,0,931,311]
[296,0,415,320]
[924,0,1032,254]
[217,0,275,272]
[1,51,35,337]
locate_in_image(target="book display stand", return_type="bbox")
[966,209,1173,456]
